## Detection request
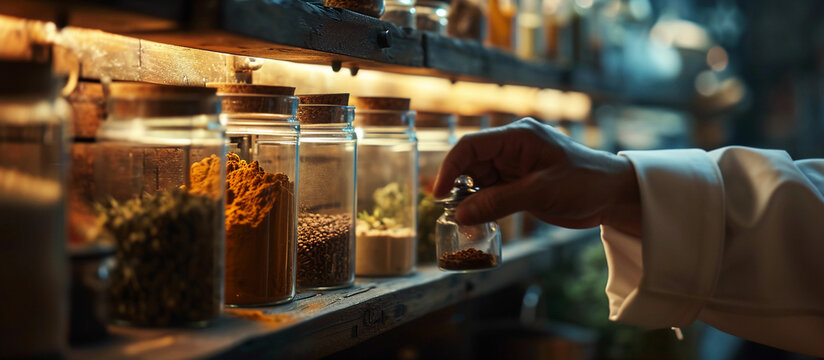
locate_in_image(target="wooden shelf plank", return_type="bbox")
[68,236,564,360]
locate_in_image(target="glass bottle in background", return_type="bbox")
[487,0,517,51]
[296,94,357,289]
[436,175,502,271]
[447,0,486,41]
[415,111,457,264]
[516,0,545,60]
[209,83,299,307]
[416,0,450,34]
[455,114,490,139]
[543,0,574,64]
[97,82,225,327]
[383,0,417,29]
[0,59,69,358]
[487,111,523,243]
[353,97,418,276]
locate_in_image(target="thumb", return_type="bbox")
[455,175,537,225]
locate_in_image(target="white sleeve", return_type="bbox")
[600,146,824,357]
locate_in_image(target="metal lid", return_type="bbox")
[437,175,478,209]
[0,60,54,96]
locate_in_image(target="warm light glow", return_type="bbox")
[650,19,712,50]
[253,58,583,118]
[575,0,594,9]
[561,92,592,121]
[706,46,729,72]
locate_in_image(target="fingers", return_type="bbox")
[433,127,518,197]
[455,174,539,225]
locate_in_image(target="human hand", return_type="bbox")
[433,118,642,236]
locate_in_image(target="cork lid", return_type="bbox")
[0,60,54,96]
[107,81,219,118]
[487,111,519,127]
[415,111,455,128]
[207,83,295,96]
[354,109,415,127]
[353,97,411,111]
[206,83,297,115]
[297,105,355,125]
[298,93,350,105]
[456,114,489,128]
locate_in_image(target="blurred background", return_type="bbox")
[332,0,824,358]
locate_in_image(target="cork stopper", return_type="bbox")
[353,97,411,111]
[298,93,350,106]
[107,81,218,118]
[456,114,489,129]
[487,111,519,128]
[297,105,355,125]
[207,83,295,96]
[206,83,297,115]
[415,111,455,128]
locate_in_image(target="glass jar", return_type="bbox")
[0,60,69,357]
[455,114,489,139]
[353,99,418,276]
[437,175,501,271]
[324,0,385,17]
[296,102,357,289]
[96,82,225,327]
[446,0,486,41]
[383,0,417,28]
[210,83,299,306]
[415,111,456,264]
[415,1,449,34]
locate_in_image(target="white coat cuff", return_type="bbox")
[602,149,725,328]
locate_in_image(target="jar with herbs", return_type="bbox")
[209,83,299,307]
[0,60,69,357]
[95,82,225,327]
[353,97,418,276]
[415,111,456,264]
[296,94,357,289]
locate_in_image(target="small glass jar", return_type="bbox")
[324,0,385,17]
[0,60,69,357]
[455,114,489,139]
[296,102,357,289]
[415,0,449,34]
[382,0,416,28]
[211,83,299,307]
[353,99,418,276]
[96,82,225,327]
[487,111,523,243]
[415,111,456,264]
[437,176,501,271]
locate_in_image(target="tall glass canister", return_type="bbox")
[210,83,299,306]
[0,60,69,357]
[296,95,357,289]
[353,97,418,276]
[415,111,456,264]
[96,82,225,327]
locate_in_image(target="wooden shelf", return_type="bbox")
[67,230,598,360]
[0,0,563,88]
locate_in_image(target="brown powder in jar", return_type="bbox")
[438,248,497,270]
[224,153,296,306]
[186,154,222,199]
[188,153,296,306]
